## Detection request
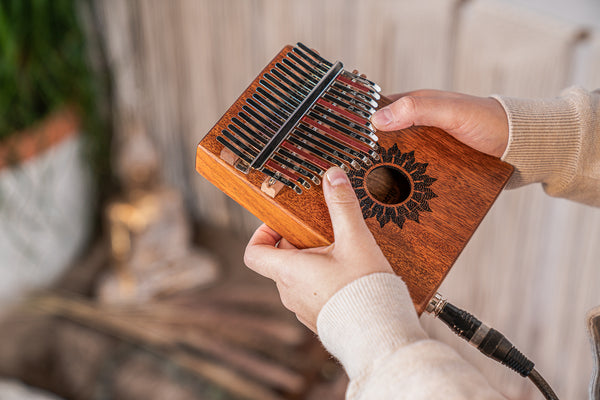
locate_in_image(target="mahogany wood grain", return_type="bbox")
[195,46,513,314]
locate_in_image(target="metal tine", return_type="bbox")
[256,73,377,164]
[237,106,325,180]
[274,148,324,178]
[296,122,373,166]
[216,132,255,173]
[273,64,311,95]
[254,84,301,121]
[221,129,259,157]
[245,96,352,174]
[257,84,296,114]
[322,89,373,120]
[332,81,379,108]
[336,74,381,101]
[290,126,360,169]
[271,153,320,185]
[232,116,272,143]
[250,89,295,122]
[238,110,277,139]
[328,85,377,113]
[286,52,325,81]
[252,89,375,169]
[264,158,311,190]
[216,134,253,163]
[300,116,378,161]
[242,101,323,181]
[261,168,303,194]
[255,88,294,121]
[273,64,312,94]
[341,70,381,93]
[336,71,381,100]
[312,104,378,140]
[232,120,320,176]
[297,42,333,68]
[271,68,310,102]
[313,104,379,161]
[247,59,345,172]
[251,91,291,124]
[322,92,373,122]
[240,107,280,133]
[227,121,267,152]
[229,123,267,146]
[261,70,377,165]
[299,118,368,157]
[249,94,290,125]
[263,73,305,104]
[308,108,379,146]
[286,135,352,172]
[293,43,380,99]
[282,58,319,85]
[258,79,301,109]
[292,46,329,74]
[249,96,287,125]
[280,140,330,171]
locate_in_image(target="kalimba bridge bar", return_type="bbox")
[216,43,381,195]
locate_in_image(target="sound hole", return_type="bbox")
[365,166,412,205]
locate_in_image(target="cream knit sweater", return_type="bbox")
[317,87,600,399]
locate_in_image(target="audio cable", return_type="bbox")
[426,293,558,400]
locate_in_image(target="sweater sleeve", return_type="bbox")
[317,273,507,400]
[491,87,600,206]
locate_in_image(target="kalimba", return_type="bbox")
[196,43,513,313]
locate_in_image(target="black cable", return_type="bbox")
[426,293,559,400]
[528,368,559,400]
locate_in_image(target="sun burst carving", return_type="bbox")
[348,143,438,229]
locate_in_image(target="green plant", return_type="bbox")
[0,0,111,189]
[1,1,86,136]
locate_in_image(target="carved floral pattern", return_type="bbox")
[348,143,437,229]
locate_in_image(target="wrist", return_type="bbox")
[316,272,427,379]
[491,90,582,192]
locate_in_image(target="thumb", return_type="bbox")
[371,95,461,133]
[323,167,372,245]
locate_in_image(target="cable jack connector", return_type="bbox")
[426,292,558,400]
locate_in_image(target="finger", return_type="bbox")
[322,167,372,246]
[248,224,282,247]
[277,238,298,250]
[372,94,470,132]
[244,224,295,280]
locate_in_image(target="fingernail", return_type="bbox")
[371,107,393,127]
[326,167,349,187]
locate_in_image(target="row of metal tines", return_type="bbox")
[217,42,382,194]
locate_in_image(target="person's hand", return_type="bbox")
[244,167,394,332]
[371,90,509,157]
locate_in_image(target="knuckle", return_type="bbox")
[330,194,359,208]
[397,95,419,116]
[242,247,255,268]
[279,292,296,312]
[276,266,294,287]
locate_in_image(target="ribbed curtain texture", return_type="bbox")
[94,1,600,398]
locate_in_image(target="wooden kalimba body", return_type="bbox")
[196,43,513,313]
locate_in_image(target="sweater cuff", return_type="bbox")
[490,92,582,191]
[316,273,427,380]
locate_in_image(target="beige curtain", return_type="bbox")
[420,2,597,399]
[94,1,600,398]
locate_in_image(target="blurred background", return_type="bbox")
[1,0,599,399]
